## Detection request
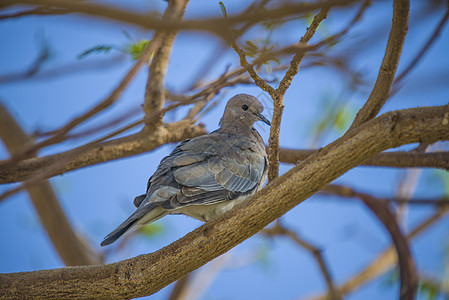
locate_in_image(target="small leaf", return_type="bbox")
[126,39,151,60]
[78,45,114,59]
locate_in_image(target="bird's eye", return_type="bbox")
[241,104,248,111]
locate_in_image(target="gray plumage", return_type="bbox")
[101,94,270,246]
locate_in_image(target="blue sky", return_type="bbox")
[1,1,448,299]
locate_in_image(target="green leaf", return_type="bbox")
[77,45,114,59]
[126,39,151,60]
[218,1,227,19]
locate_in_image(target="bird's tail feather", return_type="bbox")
[100,217,138,247]
[101,203,166,246]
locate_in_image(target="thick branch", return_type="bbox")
[1,105,447,299]
[278,148,449,170]
[349,0,409,129]
[0,122,206,185]
[0,104,101,266]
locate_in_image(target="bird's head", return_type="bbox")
[220,94,271,128]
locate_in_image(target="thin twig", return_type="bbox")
[267,8,330,182]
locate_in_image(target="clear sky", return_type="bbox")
[0,1,448,299]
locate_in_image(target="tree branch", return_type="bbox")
[1,105,447,299]
[278,148,449,170]
[321,184,449,206]
[143,0,189,126]
[349,0,409,129]
[0,104,101,266]
[9,0,359,37]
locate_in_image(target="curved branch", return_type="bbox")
[356,193,416,299]
[349,0,409,129]
[0,105,447,299]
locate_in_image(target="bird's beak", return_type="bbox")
[257,113,271,126]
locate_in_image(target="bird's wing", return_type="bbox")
[163,134,267,208]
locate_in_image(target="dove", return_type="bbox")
[101,94,270,246]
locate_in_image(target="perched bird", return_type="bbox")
[101,94,270,246]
